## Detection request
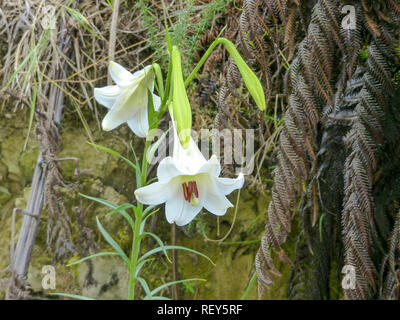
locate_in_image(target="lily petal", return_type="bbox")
[199,177,233,216]
[102,83,147,131]
[132,65,151,78]
[157,157,183,182]
[127,99,149,137]
[214,172,245,195]
[134,181,176,205]
[153,94,161,111]
[197,155,221,177]
[94,85,121,109]
[173,136,207,175]
[165,193,202,226]
[109,61,135,87]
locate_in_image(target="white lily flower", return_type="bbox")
[94,62,161,137]
[134,123,245,226]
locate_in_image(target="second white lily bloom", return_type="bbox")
[94,62,161,137]
[135,123,245,226]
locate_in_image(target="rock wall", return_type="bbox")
[0,108,284,300]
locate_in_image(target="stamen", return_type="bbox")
[193,181,199,198]
[182,181,199,203]
[182,183,189,201]
[188,181,193,200]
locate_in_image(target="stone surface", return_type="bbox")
[0,109,278,300]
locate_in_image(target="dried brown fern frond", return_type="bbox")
[341,35,397,299]
[254,0,400,300]
[381,210,400,299]
[256,0,344,294]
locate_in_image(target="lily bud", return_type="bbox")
[171,46,192,148]
[219,38,266,111]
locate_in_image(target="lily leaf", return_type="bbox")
[135,258,154,277]
[139,245,215,266]
[145,296,171,300]
[137,277,152,297]
[141,232,171,263]
[96,217,130,267]
[148,278,205,297]
[79,194,134,229]
[88,142,137,170]
[51,293,95,300]
[105,203,136,229]
[67,252,119,267]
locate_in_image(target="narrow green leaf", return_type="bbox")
[140,207,160,235]
[147,89,156,133]
[141,232,171,263]
[67,252,119,267]
[96,217,130,267]
[51,293,95,300]
[135,258,154,277]
[88,142,137,170]
[139,245,215,266]
[80,193,120,209]
[143,205,157,217]
[145,296,171,300]
[152,63,164,97]
[137,277,151,297]
[130,141,142,188]
[105,203,136,228]
[79,194,134,229]
[149,278,205,297]
[241,271,257,300]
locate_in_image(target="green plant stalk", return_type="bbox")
[185,37,265,111]
[127,140,151,300]
[184,37,223,87]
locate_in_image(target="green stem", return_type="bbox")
[184,38,223,87]
[127,141,151,300]
[184,32,227,87]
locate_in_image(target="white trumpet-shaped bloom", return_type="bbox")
[135,124,245,226]
[94,62,161,137]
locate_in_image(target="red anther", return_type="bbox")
[182,183,189,202]
[183,181,199,203]
[193,181,199,198]
[188,181,193,200]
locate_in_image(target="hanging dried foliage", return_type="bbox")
[221,0,400,299]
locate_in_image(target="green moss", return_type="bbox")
[0,108,282,300]
[1,131,24,178]
[19,144,39,183]
[0,186,11,204]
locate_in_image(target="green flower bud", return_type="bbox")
[171,46,192,148]
[219,38,266,111]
